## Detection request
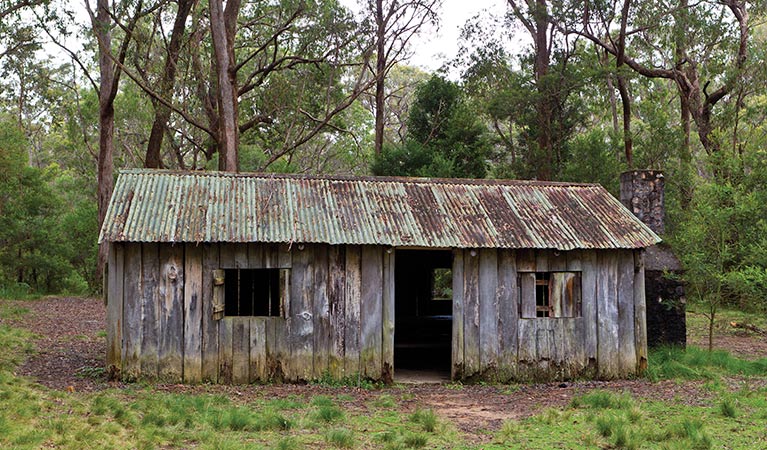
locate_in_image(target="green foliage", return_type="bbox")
[372,75,491,179]
[646,346,767,381]
[0,117,97,295]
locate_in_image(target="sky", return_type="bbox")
[340,0,509,72]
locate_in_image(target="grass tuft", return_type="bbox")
[718,398,737,418]
[409,408,438,432]
[570,390,633,410]
[325,428,355,448]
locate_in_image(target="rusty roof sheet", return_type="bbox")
[99,170,660,250]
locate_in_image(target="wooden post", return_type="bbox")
[463,249,480,377]
[451,250,465,380]
[360,246,383,379]
[382,248,395,382]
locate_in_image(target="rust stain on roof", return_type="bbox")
[99,170,660,250]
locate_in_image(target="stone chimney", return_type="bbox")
[620,170,665,235]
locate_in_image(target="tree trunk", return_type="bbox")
[145,0,195,169]
[210,0,241,172]
[533,0,552,180]
[617,75,633,167]
[95,0,115,281]
[374,0,386,156]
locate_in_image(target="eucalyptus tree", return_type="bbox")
[558,0,754,163]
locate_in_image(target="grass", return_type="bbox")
[1,297,766,449]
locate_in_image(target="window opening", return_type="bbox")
[224,268,286,317]
[431,268,453,301]
[520,271,581,319]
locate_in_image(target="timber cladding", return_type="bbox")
[107,241,647,383]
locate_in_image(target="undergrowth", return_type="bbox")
[647,345,767,381]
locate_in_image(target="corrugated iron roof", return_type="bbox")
[99,169,661,250]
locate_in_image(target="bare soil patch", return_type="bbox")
[2,297,763,442]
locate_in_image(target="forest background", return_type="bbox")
[1,0,766,319]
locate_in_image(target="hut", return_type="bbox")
[100,169,660,384]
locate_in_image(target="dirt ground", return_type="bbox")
[3,297,765,441]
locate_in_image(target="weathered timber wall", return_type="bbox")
[106,244,647,383]
[451,248,646,381]
[107,242,393,383]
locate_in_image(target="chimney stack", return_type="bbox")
[620,170,665,235]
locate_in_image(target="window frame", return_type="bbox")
[212,267,290,320]
[519,271,582,319]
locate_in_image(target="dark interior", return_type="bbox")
[394,249,453,374]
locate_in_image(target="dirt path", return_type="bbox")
[3,297,760,442]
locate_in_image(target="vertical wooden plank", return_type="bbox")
[566,250,582,271]
[277,244,292,268]
[249,317,267,382]
[219,243,236,268]
[519,273,537,319]
[581,251,598,365]
[497,249,517,378]
[549,250,566,271]
[159,244,184,382]
[232,317,250,384]
[234,244,248,269]
[201,244,220,382]
[463,249,480,378]
[248,243,264,269]
[328,246,346,379]
[288,244,313,381]
[140,243,159,378]
[535,320,551,362]
[269,318,289,380]
[617,250,637,377]
[312,245,331,379]
[516,249,535,272]
[517,319,536,363]
[633,250,648,373]
[451,250,465,380]
[106,243,124,376]
[360,246,383,379]
[122,244,142,380]
[344,245,361,376]
[479,249,499,374]
[183,243,203,383]
[535,250,549,272]
[382,248,395,382]
[596,251,620,378]
[218,318,234,383]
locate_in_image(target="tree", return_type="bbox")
[144,0,195,169]
[367,0,440,156]
[560,0,753,160]
[372,75,491,178]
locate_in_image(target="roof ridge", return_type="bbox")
[118,168,601,188]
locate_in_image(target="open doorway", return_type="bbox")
[394,249,453,381]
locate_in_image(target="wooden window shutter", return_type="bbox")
[279,268,290,318]
[550,272,581,318]
[519,272,537,318]
[212,269,225,320]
